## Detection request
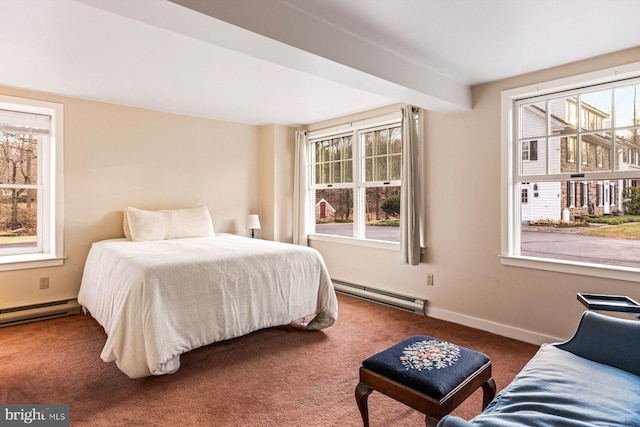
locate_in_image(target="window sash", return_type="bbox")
[0,95,62,269]
[515,77,640,182]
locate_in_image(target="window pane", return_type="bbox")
[322,163,331,184]
[615,84,640,128]
[580,89,612,131]
[616,130,640,170]
[365,158,373,181]
[332,138,342,161]
[390,127,401,153]
[314,188,353,237]
[375,129,389,155]
[365,186,400,242]
[332,161,341,183]
[344,135,353,159]
[580,133,612,171]
[549,95,577,129]
[390,154,401,180]
[519,179,640,268]
[364,132,373,157]
[375,157,387,181]
[561,137,578,173]
[343,160,353,183]
[0,188,38,249]
[320,140,330,162]
[0,132,39,185]
[520,101,547,138]
[520,139,547,175]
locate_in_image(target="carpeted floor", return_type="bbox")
[0,293,539,426]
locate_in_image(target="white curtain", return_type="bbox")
[293,130,309,246]
[400,106,422,265]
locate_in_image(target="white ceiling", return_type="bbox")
[1,0,639,126]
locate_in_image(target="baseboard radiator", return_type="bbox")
[332,279,426,315]
[0,299,81,328]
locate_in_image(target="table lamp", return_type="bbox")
[246,214,261,238]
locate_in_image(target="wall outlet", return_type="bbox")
[39,276,50,289]
[426,273,434,286]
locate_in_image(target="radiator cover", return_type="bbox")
[333,279,426,315]
[0,299,81,327]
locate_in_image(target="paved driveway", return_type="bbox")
[315,223,400,242]
[317,223,640,268]
[522,230,640,268]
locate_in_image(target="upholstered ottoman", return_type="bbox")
[355,335,496,427]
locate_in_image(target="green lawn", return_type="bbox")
[579,223,640,240]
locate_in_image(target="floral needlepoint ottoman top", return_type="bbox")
[362,335,490,399]
[400,339,461,371]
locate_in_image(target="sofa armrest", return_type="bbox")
[436,415,475,427]
[554,310,640,376]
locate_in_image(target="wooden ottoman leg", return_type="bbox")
[355,381,374,427]
[425,414,439,427]
[481,377,496,410]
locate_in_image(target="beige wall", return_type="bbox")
[0,86,261,309]
[258,124,296,242]
[310,48,640,344]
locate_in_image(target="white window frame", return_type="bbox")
[308,112,402,250]
[501,61,640,282]
[0,95,64,271]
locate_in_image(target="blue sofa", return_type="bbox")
[437,311,640,427]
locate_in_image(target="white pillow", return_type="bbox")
[123,211,131,240]
[125,206,215,242]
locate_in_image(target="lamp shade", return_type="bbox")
[246,214,261,230]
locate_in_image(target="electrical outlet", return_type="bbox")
[426,273,434,286]
[39,276,49,289]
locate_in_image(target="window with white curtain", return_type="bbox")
[309,113,402,243]
[0,95,64,271]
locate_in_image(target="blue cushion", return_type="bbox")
[438,344,640,427]
[556,310,640,377]
[362,335,490,399]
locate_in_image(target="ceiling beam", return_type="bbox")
[170,0,471,112]
[77,0,471,113]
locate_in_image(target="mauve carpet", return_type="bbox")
[0,293,538,426]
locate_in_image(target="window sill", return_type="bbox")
[501,255,640,283]
[308,233,400,251]
[0,254,65,272]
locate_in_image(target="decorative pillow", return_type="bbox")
[125,206,215,242]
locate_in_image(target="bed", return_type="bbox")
[78,207,338,378]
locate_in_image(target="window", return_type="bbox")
[310,113,402,243]
[0,95,63,271]
[521,140,538,161]
[582,182,589,208]
[503,63,640,280]
[596,145,603,167]
[567,137,576,163]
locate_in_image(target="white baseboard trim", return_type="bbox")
[424,306,564,346]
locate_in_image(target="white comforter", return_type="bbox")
[78,234,338,378]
